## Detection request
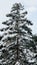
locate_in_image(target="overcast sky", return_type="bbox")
[0,0,37,34]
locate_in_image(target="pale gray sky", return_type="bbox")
[0,0,37,34]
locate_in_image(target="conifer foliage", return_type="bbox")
[0,3,36,65]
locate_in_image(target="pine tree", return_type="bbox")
[0,3,36,65]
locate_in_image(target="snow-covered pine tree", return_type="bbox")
[0,3,36,65]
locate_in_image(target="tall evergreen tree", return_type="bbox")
[0,3,36,65]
